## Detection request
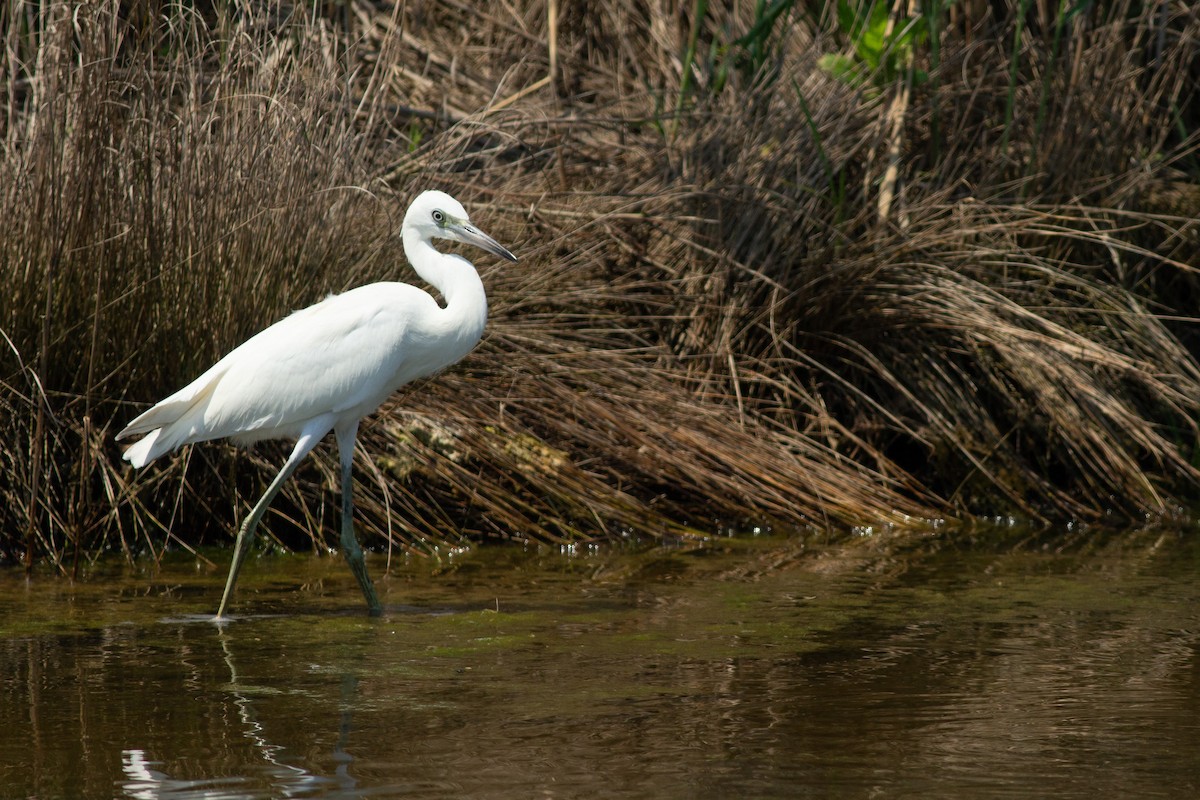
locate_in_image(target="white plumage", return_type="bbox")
[117,190,516,617]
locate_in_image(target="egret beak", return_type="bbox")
[453,221,518,263]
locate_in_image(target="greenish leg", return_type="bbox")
[216,425,327,619]
[337,420,382,616]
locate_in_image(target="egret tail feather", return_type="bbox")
[122,429,163,468]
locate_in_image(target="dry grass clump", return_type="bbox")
[1,1,395,563]
[2,0,1199,568]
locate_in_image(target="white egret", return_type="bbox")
[117,190,517,618]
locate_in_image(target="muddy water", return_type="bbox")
[2,530,1200,798]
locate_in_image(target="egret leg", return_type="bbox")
[336,420,382,616]
[216,423,329,619]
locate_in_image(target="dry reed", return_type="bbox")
[2,0,1199,569]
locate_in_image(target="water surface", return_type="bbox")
[2,529,1199,798]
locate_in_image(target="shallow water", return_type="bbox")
[2,529,1199,798]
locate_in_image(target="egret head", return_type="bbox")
[404,190,517,263]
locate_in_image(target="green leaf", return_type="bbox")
[818,53,863,85]
[890,15,929,54]
[836,0,858,37]
[733,0,793,50]
[853,1,892,66]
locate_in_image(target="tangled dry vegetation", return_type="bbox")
[2,0,1200,569]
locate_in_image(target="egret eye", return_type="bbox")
[432,210,445,225]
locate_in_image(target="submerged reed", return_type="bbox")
[2,0,1198,569]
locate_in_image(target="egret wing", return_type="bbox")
[120,283,436,462]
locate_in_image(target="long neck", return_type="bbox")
[402,229,488,340]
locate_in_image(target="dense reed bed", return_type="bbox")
[2,0,1199,569]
